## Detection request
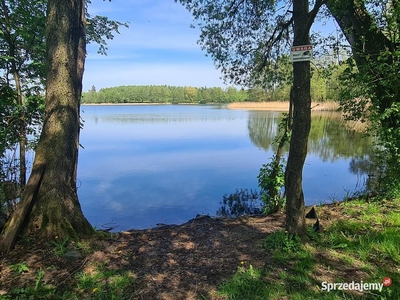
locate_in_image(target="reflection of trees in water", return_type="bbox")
[308,112,373,161]
[216,189,263,217]
[349,155,376,176]
[89,115,238,124]
[248,111,374,164]
[217,111,377,218]
[247,111,282,152]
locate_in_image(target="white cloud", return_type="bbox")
[140,0,193,24]
[87,25,200,53]
[82,0,228,90]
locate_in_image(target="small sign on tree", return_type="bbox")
[291,45,313,62]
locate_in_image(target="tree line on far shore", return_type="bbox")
[82,65,343,104]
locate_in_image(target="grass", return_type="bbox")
[72,265,135,300]
[218,198,400,300]
[1,260,135,300]
[2,269,56,300]
[219,264,269,299]
[1,197,398,299]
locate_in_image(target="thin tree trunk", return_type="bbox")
[284,0,312,238]
[0,164,45,253]
[12,71,27,188]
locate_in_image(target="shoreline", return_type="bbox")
[226,101,339,111]
[81,102,173,106]
[81,101,339,111]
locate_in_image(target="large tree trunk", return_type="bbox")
[326,0,396,113]
[326,0,394,66]
[326,0,400,163]
[284,0,312,238]
[1,0,93,248]
[25,0,93,240]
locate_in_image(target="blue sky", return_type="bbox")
[84,0,225,91]
[84,0,338,92]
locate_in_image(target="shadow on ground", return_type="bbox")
[87,213,285,299]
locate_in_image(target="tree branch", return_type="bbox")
[306,0,327,32]
[256,16,293,72]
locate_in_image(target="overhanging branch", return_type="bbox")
[256,16,293,72]
[306,0,327,32]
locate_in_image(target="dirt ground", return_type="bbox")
[0,212,286,299]
[0,201,382,299]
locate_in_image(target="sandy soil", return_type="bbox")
[227,101,339,111]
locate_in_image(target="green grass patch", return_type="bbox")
[1,270,56,300]
[1,262,135,300]
[74,264,135,300]
[218,265,270,299]
[218,197,400,299]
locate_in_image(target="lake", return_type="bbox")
[77,104,373,231]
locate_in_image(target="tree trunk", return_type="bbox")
[1,0,93,247]
[327,0,399,119]
[13,70,27,189]
[284,0,312,238]
[327,0,400,167]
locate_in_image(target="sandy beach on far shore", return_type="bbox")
[81,101,340,111]
[226,101,339,111]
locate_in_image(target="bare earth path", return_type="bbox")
[0,213,285,299]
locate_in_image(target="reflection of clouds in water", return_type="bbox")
[97,114,239,124]
[77,105,372,231]
[152,174,206,203]
[79,146,262,181]
[79,145,265,221]
[81,168,216,221]
[96,181,112,193]
[82,106,248,142]
[81,118,246,143]
[110,201,124,212]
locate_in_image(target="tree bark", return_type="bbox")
[13,70,27,189]
[0,164,45,253]
[326,0,399,117]
[1,0,93,249]
[327,0,400,166]
[284,0,312,238]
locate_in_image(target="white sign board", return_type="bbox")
[291,45,313,62]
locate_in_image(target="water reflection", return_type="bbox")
[83,104,238,124]
[247,111,280,152]
[247,111,374,171]
[216,189,263,217]
[78,105,374,230]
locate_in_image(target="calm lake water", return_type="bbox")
[77,104,373,231]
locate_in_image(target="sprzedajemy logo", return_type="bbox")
[321,280,390,292]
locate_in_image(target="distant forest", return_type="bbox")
[82,69,342,104]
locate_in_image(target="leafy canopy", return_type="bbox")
[176,0,294,87]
